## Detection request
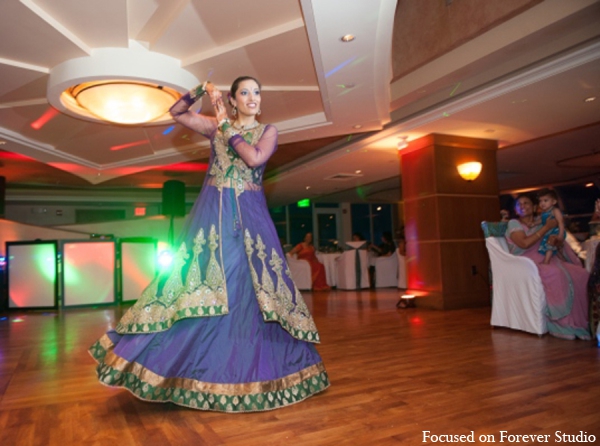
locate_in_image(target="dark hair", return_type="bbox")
[382,231,393,242]
[352,232,365,241]
[514,193,535,209]
[537,188,558,201]
[229,76,261,105]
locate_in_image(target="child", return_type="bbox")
[537,188,566,264]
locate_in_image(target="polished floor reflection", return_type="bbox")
[1,289,598,445]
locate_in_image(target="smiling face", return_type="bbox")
[230,79,261,118]
[514,196,535,218]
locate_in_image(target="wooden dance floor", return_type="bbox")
[1,289,598,445]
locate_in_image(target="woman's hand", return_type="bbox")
[205,82,221,105]
[214,98,229,124]
[547,235,564,248]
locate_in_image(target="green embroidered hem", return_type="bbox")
[115,304,227,334]
[89,338,330,413]
[262,310,321,343]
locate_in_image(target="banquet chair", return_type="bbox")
[481,221,547,335]
[336,241,369,290]
[374,253,399,288]
[285,253,312,290]
[397,249,407,289]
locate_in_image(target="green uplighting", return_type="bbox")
[33,245,57,282]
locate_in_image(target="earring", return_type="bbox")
[257,109,261,116]
[232,106,237,116]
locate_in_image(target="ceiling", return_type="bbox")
[0,0,599,208]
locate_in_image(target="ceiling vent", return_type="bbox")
[324,173,364,181]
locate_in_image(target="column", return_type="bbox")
[400,134,500,310]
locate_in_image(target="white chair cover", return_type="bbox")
[336,242,369,290]
[397,249,407,289]
[375,253,398,288]
[485,237,547,335]
[285,253,312,290]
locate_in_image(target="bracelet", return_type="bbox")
[189,81,208,101]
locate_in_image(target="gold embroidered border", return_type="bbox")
[89,338,330,413]
[101,348,326,395]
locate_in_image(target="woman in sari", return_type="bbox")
[505,194,591,340]
[289,233,330,291]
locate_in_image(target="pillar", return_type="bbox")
[400,134,500,310]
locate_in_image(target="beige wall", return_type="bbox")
[392,0,543,79]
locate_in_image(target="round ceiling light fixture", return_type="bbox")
[48,41,198,125]
[341,34,355,42]
[66,81,180,125]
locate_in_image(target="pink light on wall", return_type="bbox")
[31,108,60,130]
[110,140,149,151]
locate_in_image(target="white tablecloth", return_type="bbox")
[584,238,600,272]
[316,252,341,287]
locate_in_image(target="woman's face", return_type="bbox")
[514,196,535,218]
[232,80,261,118]
[304,233,313,244]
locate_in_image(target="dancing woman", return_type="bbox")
[89,76,330,412]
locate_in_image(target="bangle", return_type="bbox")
[189,81,208,101]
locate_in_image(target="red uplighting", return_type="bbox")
[134,207,146,217]
[31,108,60,130]
[0,151,35,161]
[110,140,149,151]
[164,162,209,172]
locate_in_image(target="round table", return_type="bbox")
[316,252,341,287]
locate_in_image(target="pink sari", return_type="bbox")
[506,219,590,340]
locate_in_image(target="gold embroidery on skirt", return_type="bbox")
[115,224,227,334]
[243,229,320,342]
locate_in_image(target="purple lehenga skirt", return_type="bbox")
[89,184,329,412]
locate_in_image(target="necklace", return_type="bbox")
[232,120,259,131]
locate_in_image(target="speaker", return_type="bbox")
[162,180,186,217]
[0,176,5,218]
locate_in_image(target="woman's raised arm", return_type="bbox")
[169,84,219,137]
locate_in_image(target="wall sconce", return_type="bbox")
[397,136,408,150]
[457,161,482,181]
